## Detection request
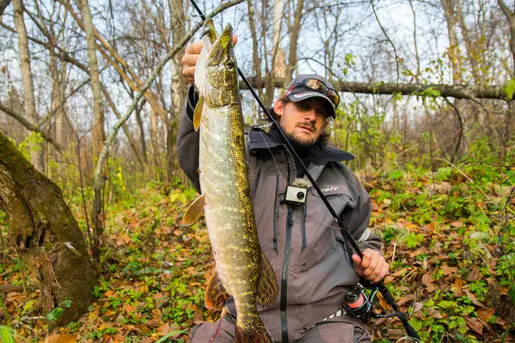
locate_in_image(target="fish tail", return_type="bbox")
[234,320,273,343]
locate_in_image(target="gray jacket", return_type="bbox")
[177,87,382,342]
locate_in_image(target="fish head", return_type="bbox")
[195,23,239,108]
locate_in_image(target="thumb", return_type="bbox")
[351,254,361,265]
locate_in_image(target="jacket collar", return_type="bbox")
[247,125,355,165]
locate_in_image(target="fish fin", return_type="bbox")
[256,252,279,309]
[193,96,204,131]
[234,322,272,343]
[182,194,205,225]
[204,269,230,310]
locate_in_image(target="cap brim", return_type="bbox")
[286,91,336,118]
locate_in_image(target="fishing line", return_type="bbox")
[187,1,420,341]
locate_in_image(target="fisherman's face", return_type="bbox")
[274,98,329,148]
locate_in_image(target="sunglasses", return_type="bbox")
[286,78,340,108]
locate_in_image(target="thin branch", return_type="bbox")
[497,0,511,20]
[435,157,491,200]
[370,0,400,82]
[93,0,245,186]
[0,0,10,16]
[442,97,464,163]
[0,102,63,153]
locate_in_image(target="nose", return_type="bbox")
[302,109,316,121]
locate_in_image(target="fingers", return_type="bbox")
[352,249,389,284]
[181,41,204,84]
[185,41,204,55]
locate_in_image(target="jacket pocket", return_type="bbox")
[295,187,355,272]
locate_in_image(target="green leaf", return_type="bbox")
[47,307,64,321]
[388,170,403,180]
[62,300,72,308]
[155,330,188,343]
[408,318,422,331]
[0,326,15,343]
[344,53,355,66]
[419,87,441,98]
[373,81,384,94]
[170,192,188,205]
[392,92,402,103]
[437,300,458,309]
[503,79,515,100]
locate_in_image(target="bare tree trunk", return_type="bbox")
[456,0,481,86]
[168,0,187,183]
[498,0,515,161]
[13,0,44,172]
[247,0,263,99]
[150,108,163,182]
[135,100,147,164]
[284,0,304,86]
[79,0,105,158]
[78,0,105,263]
[271,0,286,97]
[441,0,461,83]
[103,89,145,167]
[499,0,515,75]
[0,131,97,329]
[441,0,464,162]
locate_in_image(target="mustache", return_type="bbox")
[296,121,316,131]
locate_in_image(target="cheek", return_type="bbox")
[316,118,327,130]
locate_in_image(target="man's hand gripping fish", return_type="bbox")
[182,20,278,343]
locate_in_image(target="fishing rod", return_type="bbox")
[188,1,420,341]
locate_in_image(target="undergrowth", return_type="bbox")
[0,159,513,342]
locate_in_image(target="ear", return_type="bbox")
[273,100,284,117]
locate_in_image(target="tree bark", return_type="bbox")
[135,100,147,164]
[455,0,481,85]
[0,131,96,328]
[441,0,461,83]
[167,0,187,183]
[284,0,304,87]
[0,0,10,16]
[78,0,105,159]
[498,0,515,160]
[13,0,44,172]
[239,78,505,100]
[78,0,105,262]
[498,0,515,75]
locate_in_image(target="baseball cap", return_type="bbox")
[283,74,340,118]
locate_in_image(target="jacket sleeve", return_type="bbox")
[177,85,201,192]
[341,172,383,253]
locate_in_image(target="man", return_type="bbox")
[177,40,389,343]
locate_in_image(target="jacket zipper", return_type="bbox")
[273,174,279,254]
[281,206,294,343]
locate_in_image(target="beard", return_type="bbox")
[281,122,319,150]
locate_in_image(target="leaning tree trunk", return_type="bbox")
[0,131,97,328]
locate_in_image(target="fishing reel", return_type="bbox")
[343,283,378,323]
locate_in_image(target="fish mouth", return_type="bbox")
[208,24,234,64]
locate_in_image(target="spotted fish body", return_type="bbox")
[183,21,278,343]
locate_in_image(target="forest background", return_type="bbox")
[0,0,513,342]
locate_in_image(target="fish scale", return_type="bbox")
[182,20,278,343]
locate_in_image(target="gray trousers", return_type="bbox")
[189,315,372,343]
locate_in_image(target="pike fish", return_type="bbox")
[182,21,278,343]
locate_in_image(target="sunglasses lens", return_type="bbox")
[327,89,340,107]
[305,79,326,92]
